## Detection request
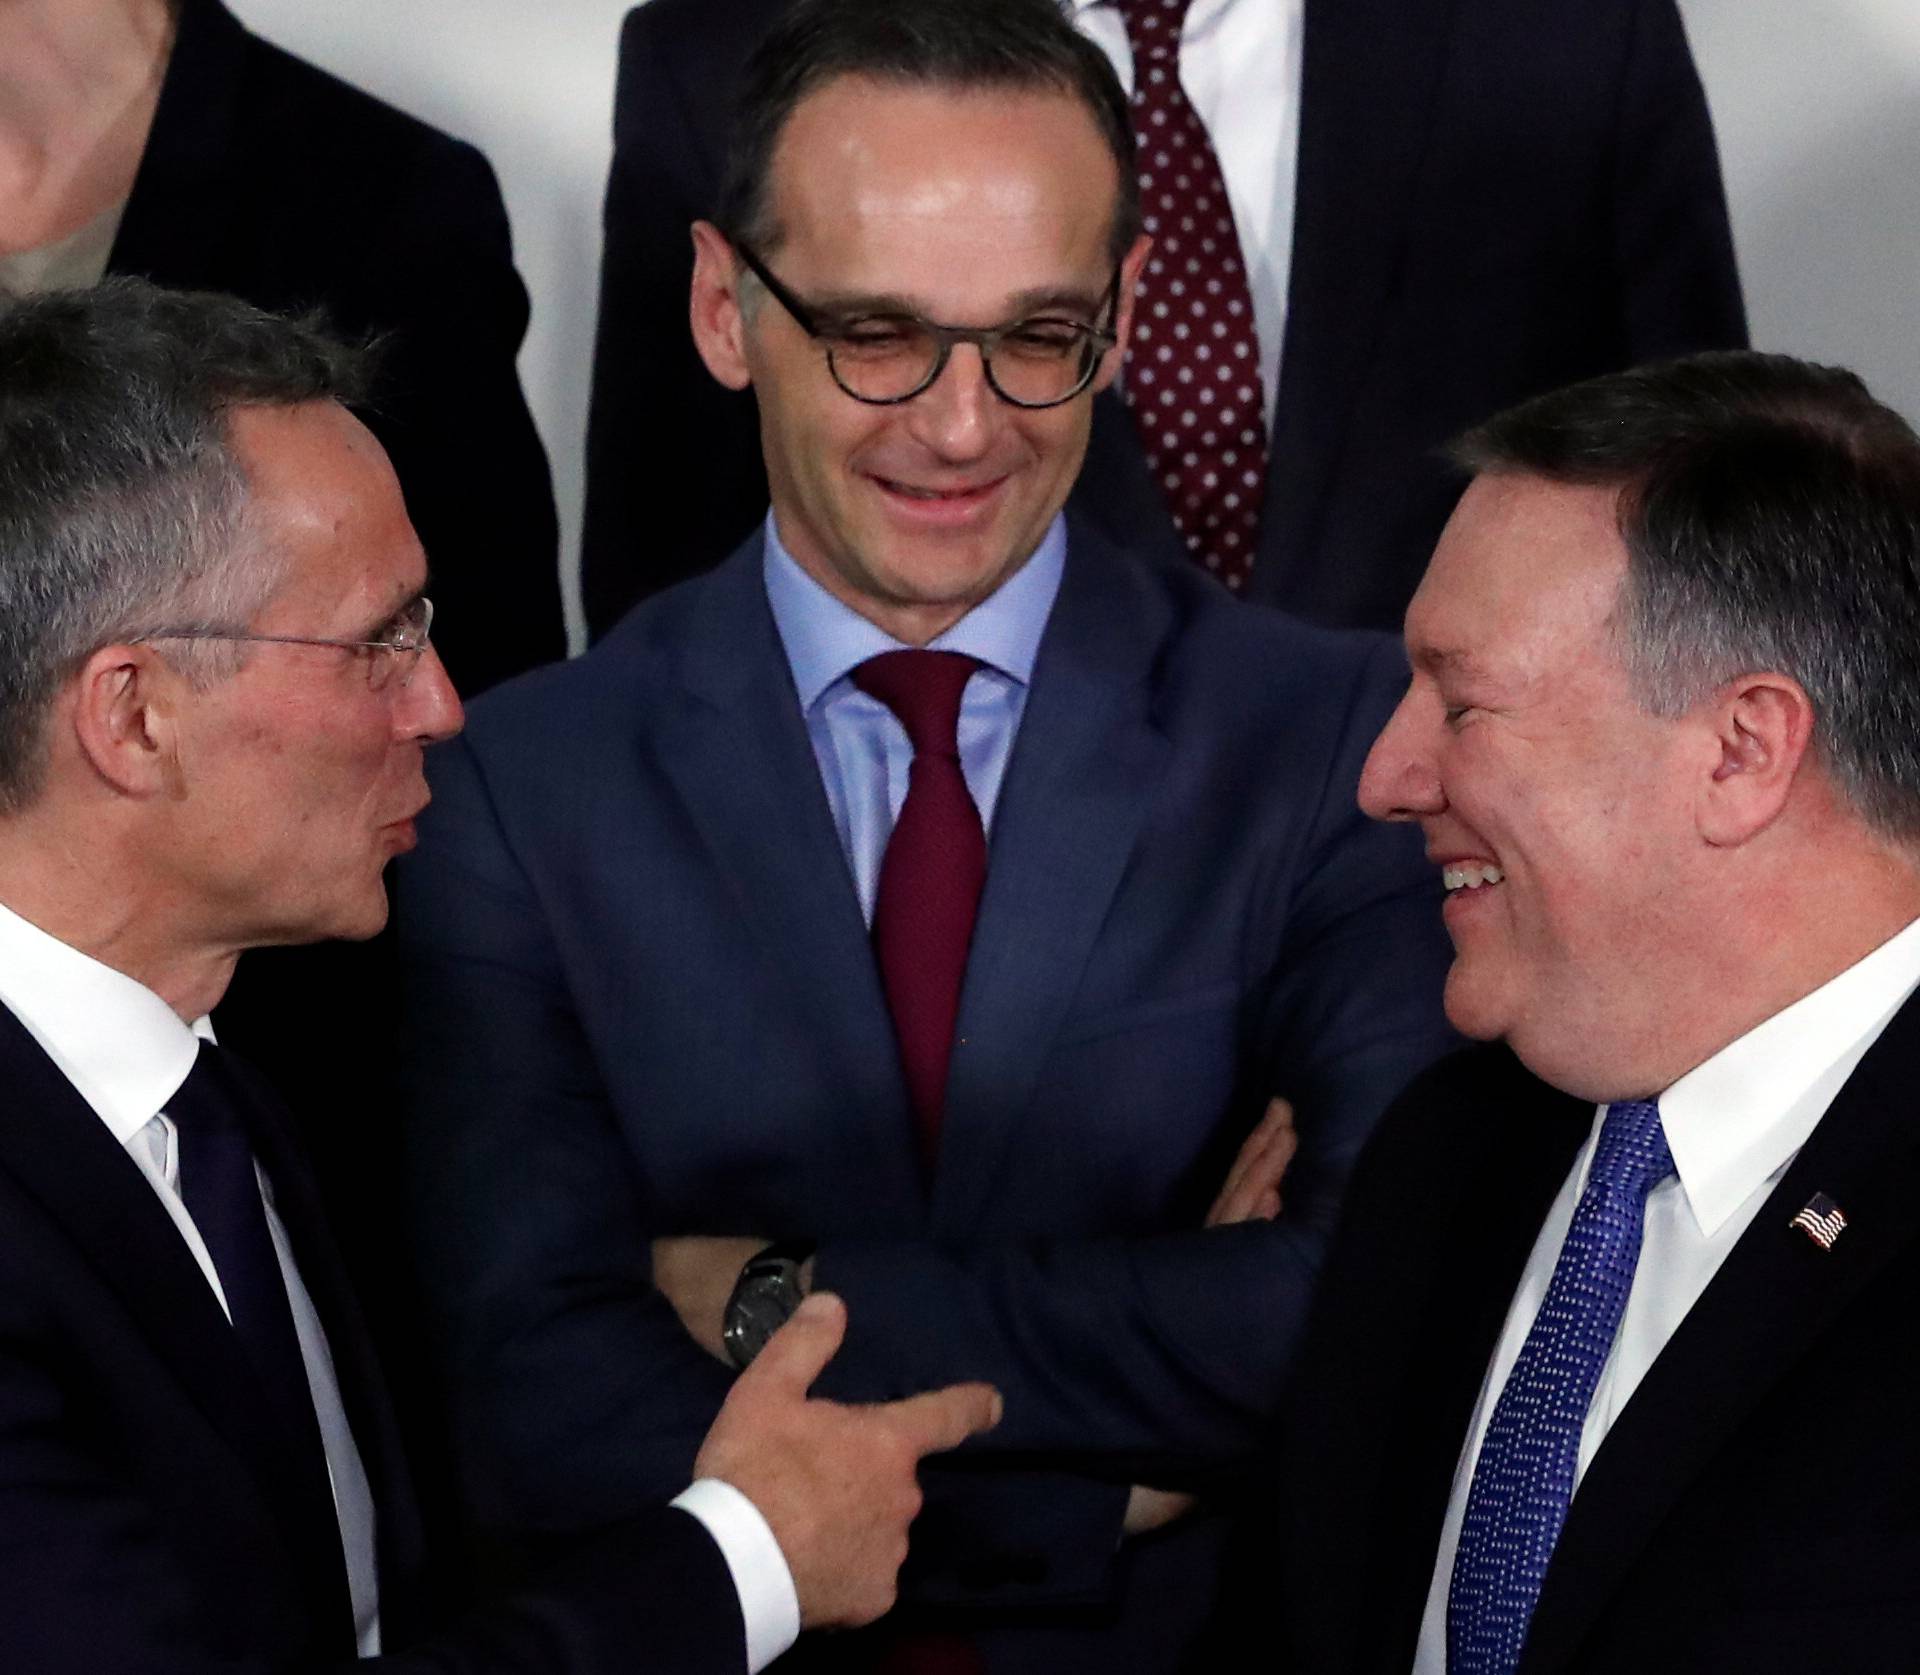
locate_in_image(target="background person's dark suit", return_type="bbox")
[1266,1012,1920,1674]
[395,519,1455,1673]
[580,0,1746,640]
[115,0,564,699]
[0,1004,743,1675]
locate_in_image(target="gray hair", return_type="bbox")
[0,278,370,813]
[1451,351,1920,843]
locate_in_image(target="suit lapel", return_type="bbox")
[1523,990,1920,1673]
[109,0,249,291]
[655,541,922,1191]
[930,523,1172,1230]
[0,1006,355,1633]
[1258,0,1462,591]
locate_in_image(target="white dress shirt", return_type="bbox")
[1070,0,1305,427]
[0,900,799,1671]
[1413,913,1920,1671]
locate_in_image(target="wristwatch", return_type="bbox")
[722,1239,816,1370]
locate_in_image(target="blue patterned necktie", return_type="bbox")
[1446,1098,1675,1673]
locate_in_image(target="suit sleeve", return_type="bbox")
[580,5,770,640]
[359,1508,745,1675]
[0,1219,743,1675]
[1606,0,1747,358]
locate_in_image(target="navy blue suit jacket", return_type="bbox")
[396,520,1454,1671]
[1268,1002,1920,1673]
[580,0,1745,638]
[0,1005,744,1673]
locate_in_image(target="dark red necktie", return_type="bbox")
[853,650,987,1167]
[1116,0,1268,593]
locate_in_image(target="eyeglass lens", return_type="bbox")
[828,319,1099,406]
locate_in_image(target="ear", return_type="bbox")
[1089,231,1152,395]
[70,644,185,800]
[1696,673,1814,846]
[689,220,754,392]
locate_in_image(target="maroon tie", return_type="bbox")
[1116,0,1268,593]
[852,650,987,1167]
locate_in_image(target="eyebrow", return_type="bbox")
[805,283,1111,324]
[1411,646,1491,681]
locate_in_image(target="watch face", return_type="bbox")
[726,1270,802,1367]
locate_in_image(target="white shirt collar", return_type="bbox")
[1649,914,1920,1237]
[0,899,211,1144]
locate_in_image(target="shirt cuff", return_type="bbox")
[671,1478,801,1673]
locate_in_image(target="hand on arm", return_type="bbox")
[694,1291,1001,1629]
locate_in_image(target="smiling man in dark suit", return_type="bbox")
[580,0,1745,639]
[0,277,1000,1674]
[396,2,1454,1670]
[1271,351,1920,1673]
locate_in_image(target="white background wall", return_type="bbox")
[227,0,1920,641]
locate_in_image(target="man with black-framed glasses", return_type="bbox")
[397,3,1454,1670]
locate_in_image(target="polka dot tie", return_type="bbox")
[1446,1099,1675,1673]
[1115,0,1268,593]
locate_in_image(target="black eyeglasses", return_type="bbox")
[134,595,435,693]
[732,241,1120,410]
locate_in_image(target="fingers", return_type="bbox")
[737,1290,847,1397]
[875,1379,1004,1459]
[1207,1096,1298,1227]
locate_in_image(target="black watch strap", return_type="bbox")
[721,1239,816,1370]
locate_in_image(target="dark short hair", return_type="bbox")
[0,278,370,813]
[1452,350,1920,842]
[716,0,1139,267]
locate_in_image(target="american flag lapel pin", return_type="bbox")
[1789,1191,1848,1252]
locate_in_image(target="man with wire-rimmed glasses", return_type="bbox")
[0,275,1005,1674]
[397,2,1453,1670]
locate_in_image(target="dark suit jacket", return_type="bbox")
[1272,1005,1920,1674]
[0,1001,744,1674]
[113,0,563,698]
[395,518,1456,1673]
[579,0,1746,640]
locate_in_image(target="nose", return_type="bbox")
[906,343,996,461]
[1357,683,1443,823]
[392,644,464,744]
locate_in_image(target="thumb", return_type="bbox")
[880,1380,1004,1460]
[737,1290,847,1398]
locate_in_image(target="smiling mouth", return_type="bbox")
[873,474,1003,503]
[1442,863,1505,892]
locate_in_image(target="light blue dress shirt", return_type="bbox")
[762,513,1067,925]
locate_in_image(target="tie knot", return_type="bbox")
[1115,0,1193,51]
[1590,1098,1674,1201]
[165,1040,251,1140]
[852,650,981,758]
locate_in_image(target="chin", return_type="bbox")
[1441,964,1512,1044]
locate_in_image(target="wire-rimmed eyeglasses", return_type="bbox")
[134,595,435,692]
[733,241,1120,410]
